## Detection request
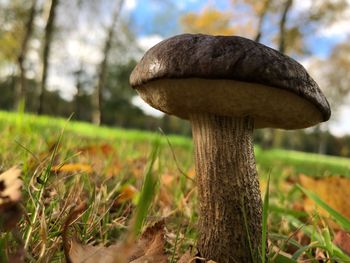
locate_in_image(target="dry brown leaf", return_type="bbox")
[187,166,196,178]
[51,163,93,174]
[7,246,25,263]
[161,172,175,188]
[0,166,23,231]
[315,247,327,261]
[128,220,167,262]
[66,217,167,263]
[77,144,114,156]
[116,185,138,204]
[69,241,124,263]
[105,160,122,178]
[77,144,121,177]
[0,166,22,205]
[128,157,148,179]
[63,202,88,261]
[158,188,173,208]
[178,250,196,263]
[300,174,350,227]
[333,230,350,256]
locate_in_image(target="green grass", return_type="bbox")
[1,110,348,177]
[256,147,350,178]
[1,110,350,262]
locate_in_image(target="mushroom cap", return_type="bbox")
[130,34,331,129]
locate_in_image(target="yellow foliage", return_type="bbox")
[180,7,236,36]
[300,174,350,227]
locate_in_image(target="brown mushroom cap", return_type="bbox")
[130,34,331,129]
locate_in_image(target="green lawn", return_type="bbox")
[1,110,350,262]
[1,110,348,177]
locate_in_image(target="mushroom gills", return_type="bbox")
[136,78,324,129]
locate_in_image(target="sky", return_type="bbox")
[48,0,350,136]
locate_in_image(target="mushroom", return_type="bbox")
[129,34,331,262]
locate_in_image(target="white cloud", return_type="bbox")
[300,55,350,136]
[137,35,164,51]
[65,38,103,65]
[47,72,75,100]
[293,0,312,12]
[124,0,137,12]
[294,0,350,39]
[132,95,164,117]
[317,15,350,39]
[330,104,350,136]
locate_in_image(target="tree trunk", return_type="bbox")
[73,66,84,120]
[37,0,59,115]
[266,0,294,147]
[191,113,262,263]
[278,0,293,54]
[92,0,124,125]
[14,0,37,109]
[254,0,271,42]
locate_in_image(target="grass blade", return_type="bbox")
[287,216,350,262]
[297,185,350,231]
[261,173,270,263]
[273,253,297,263]
[133,139,160,235]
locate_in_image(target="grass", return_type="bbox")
[0,110,350,262]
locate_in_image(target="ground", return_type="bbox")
[0,110,350,262]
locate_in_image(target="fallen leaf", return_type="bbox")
[161,172,175,188]
[333,230,350,256]
[116,185,138,204]
[128,157,148,179]
[77,144,121,178]
[178,249,196,263]
[299,174,350,227]
[0,166,22,205]
[315,247,326,261]
[66,216,167,263]
[51,163,93,174]
[0,166,22,231]
[77,144,114,156]
[128,220,167,262]
[69,241,123,263]
[7,246,25,263]
[187,166,196,178]
[105,159,122,178]
[158,188,173,208]
[62,202,88,261]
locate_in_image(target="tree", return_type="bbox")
[92,0,125,125]
[253,0,272,42]
[14,0,37,109]
[278,0,293,53]
[0,0,27,66]
[309,42,350,126]
[37,0,59,115]
[180,7,237,35]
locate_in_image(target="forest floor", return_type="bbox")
[0,110,350,262]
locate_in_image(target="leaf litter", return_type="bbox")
[3,132,350,262]
[64,202,167,263]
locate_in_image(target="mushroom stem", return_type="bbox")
[191,113,262,263]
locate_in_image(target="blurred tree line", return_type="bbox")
[0,0,350,157]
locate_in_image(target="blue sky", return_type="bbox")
[127,0,347,58]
